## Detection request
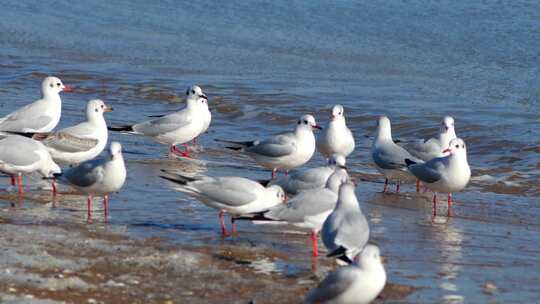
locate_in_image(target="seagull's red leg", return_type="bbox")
[103,195,109,219]
[396,181,401,193]
[231,217,237,235]
[10,174,16,186]
[432,193,437,217]
[271,168,277,180]
[416,180,421,192]
[87,195,93,223]
[383,178,388,193]
[447,193,453,217]
[52,180,58,196]
[311,231,318,257]
[17,174,23,196]
[170,145,190,158]
[219,211,228,236]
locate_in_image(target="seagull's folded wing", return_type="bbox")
[193,177,259,207]
[247,134,296,157]
[39,132,98,153]
[133,111,192,136]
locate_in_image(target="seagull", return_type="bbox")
[160,171,286,236]
[109,85,207,157]
[15,99,113,166]
[304,245,386,304]
[0,135,61,195]
[404,116,457,192]
[267,153,347,194]
[371,116,421,193]
[322,182,370,264]
[234,167,349,257]
[217,114,321,179]
[316,105,355,159]
[195,93,211,144]
[405,138,471,217]
[55,142,127,220]
[0,76,73,133]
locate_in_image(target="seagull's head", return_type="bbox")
[330,104,345,121]
[376,115,392,139]
[326,167,349,193]
[442,138,467,156]
[87,99,113,118]
[442,116,455,132]
[186,85,208,103]
[267,185,286,204]
[40,155,61,178]
[109,141,123,160]
[297,114,322,131]
[355,244,384,270]
[42,76,73,96]
[328,153,347,169]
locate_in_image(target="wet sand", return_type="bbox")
[0,197,415,304]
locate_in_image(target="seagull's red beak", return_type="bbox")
[200,94,208,100]
[63,85,74,92]
[312,124,322,130]
[442,148,451,154]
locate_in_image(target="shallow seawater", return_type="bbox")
[1,0,540,302]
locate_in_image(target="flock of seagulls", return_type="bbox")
[0,76,472,303]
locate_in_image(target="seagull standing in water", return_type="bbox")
[218,114,321,179]
[0,135,61,195]
[404,116,457,192]
[406,138,471,217]
[371,116,420,192]
[55,142,127,221]
[235,167,349,257]
[305,245,386,304]
[322,182,370,264]
[109,86,207,157]
[0,76,72,186]
[160,171,286,236]
[0,76,73,133]
[317,105,355,159]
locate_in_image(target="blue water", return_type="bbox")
[1,1,540,302]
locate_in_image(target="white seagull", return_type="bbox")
[405,137,471,217]
[268,153,347,194]
[160,171,286,236]
[109,85,207,157]
[305,245,386,304]
[371,116,421,193]
[235,167,349,257]
[317,105,355,159]
[218,114,321,179]
[404,116,456,192]
[22,99,113,166]
[404,116,457,161]
[322,182,370,264]
[0,76,73,133]
[55,142,127,220]
[0,135,61,195]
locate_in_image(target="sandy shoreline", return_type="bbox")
[0,199,414,304]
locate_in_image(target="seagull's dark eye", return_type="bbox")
[56,83,61,86]
[101,104,104,108]
[297,120,301,124]
[303,120,308,124]
[191,90,195,94]
[49,83,54,88]
[95,108,98,112]
[462,144,465,148]
[455,144,459,148]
